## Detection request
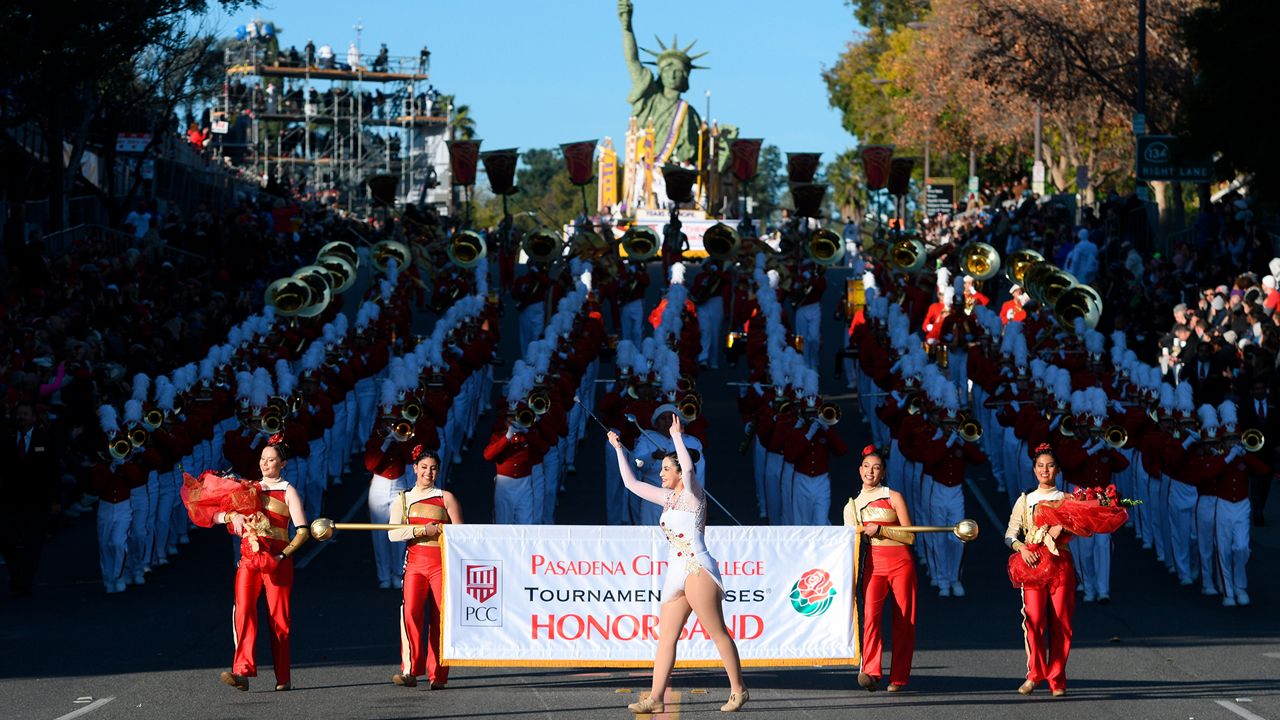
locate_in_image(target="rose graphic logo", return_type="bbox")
[790,568,836,617]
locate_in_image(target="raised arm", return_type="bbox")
[618,0,648,83]
[670,417,700,496]
[609,431,667,506]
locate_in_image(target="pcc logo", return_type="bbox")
[789,568,836,617]
[462,561,502,627]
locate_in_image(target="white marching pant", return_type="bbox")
[368,475,408,585]
[927,480,965,586]
[795,303,821,369]
[151,470,175,564]
[1166,480,1198,584]
[356,378,378,446]
[620,299,644,344]
[306,437,328,521]
[97,500,131,591]
[1215,498,1251,598]
[763,451,785,523]
[126,482,150,578]
[1195,495,1218,593]
[790,471,830,525]
[494,474,537,524]
[696,297,724,367]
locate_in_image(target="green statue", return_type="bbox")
[618,0,706,166]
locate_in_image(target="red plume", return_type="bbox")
[268,433,284,445]
[411,444,425,461]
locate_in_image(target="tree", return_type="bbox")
[438,95,476,140]
[0,0,252,229]
[742,144,785,225]
[825,149,866,223]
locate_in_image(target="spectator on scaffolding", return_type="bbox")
[372,43,389,72]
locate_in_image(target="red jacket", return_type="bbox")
[483,422,549,478]
[920,434,988,487]
[783,422,848,476]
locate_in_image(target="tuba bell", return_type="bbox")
[1004,249,1045,286]
[959,242,1001,281]
[806,228,846,266]
[527,388,551,416]
[264,277,313,318]
[292,265,334,319]
[448,230,488,268]
[523,228,564,264]
[1054,283,1104,331]
[703,222,741,262]
[316,255,357,294]
[888,238,927,273]
[317,240,360,270]
[372,240,412,274]
[619,225,660,261]
[1241,428,1265,453]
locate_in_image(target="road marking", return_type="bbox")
[295,487,369,570]
[1263,652,1280,659]
[965,477,1004,530]
[1216,699,1269,720]
[53,697,114,720]
[666,689,681,719]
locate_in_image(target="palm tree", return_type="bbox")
[440,94,476,139]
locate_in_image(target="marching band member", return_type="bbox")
[364,379,416,589]
[793,258,826,369]
[785,373,847,525]
[848,446,916,693]
[484,361,547,524]
[1208,400,1267,606]
[389,446,463,689]
[690,257,729,370]
[513,261,552,349]
[617,258,650,343]
[91,406,139,594]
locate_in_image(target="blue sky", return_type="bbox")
[205,0,862,158]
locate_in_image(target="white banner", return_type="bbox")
[441,525,859,668]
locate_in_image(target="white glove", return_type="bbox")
[1010,401,1021,413]
[805,421,821,441]
[751,382,763,394]
[891,390,903,403]
[505,426,516,440]
[794,418,805,429]
[381,435,395,451]
[946,431,961,448]
[1225,446,1243,463]
[932,428,943,442]
[1112,401,1125,414]
[1085,439,1102,456]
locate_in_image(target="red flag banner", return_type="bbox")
[448,139,483,187]
[860,145,895,192]
[730,138,764,183]
[786,152,823,184]
[790,182,828,219]
[561,140,598,186]
[886,157,915,197]
[481,148,519,195]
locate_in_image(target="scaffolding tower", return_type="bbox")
[219,42,452,212]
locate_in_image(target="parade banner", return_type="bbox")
[448,139,482,187]
[886,157,916,197]
[786,152,823,184]
[561,140,598,186]
[859,145,895,191]
[730,138,764,182]
[441,525,859,668]
[480,148,519,195]
[597,139,618,211]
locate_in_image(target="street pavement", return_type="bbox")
[2,264,1278,720]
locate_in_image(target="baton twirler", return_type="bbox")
[621,413,742,527]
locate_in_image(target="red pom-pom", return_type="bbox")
[268,433,284,445]
[862,444,878,457]
[1033,442,1053,455]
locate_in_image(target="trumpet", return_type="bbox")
[510,406,537,429]
[391,420,415,442]
[677,393,701,422]
[128,426,149,448]
[818,401,841,426]
[143,408,165,431]
[1104,424,1129,449]
[957,413,983,443]
[528,389,551,416]
[109,437,132,460]
[401,400,423,423]
[1241,428,1265,453]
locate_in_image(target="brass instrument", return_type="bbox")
[128,426,149,448]
[143,408,165,431]
[905,393,924,416]
[1241,428,1265,453]
[109,437,132,460]
[528,389,551,416]
[511,406,537,429]
[936,344,950,370]
[959,242,1001,281]
[676,393,701,422]
[958,413,983,443]
[807,227,846,266]
[738,421,756,454]
[391,420,415,442]
[1104,424,1129,449]
[619,225,660,261]
[676,374,696,394]
[818,401,841,426]
[844,277,866,319]
[790,334,805,353]
[448,230,488,268]
[261,412,284,435]
[522,228,564,264]
[703,222,741,261]
[317,240,360,270]
[1053,283,1104,331]
[1003,249,1045,286]
[316,255,357,294]
[1058,415,1077,438]
[292,265,334,319]
[888,238,927,273]
[372,240,413,274]
[401,400,423,422]
[264,277,313,318]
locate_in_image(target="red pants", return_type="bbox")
[400,549,448,684]
[861,545,916,686]
[232,555,293,684]
[1020,560,1075,691]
